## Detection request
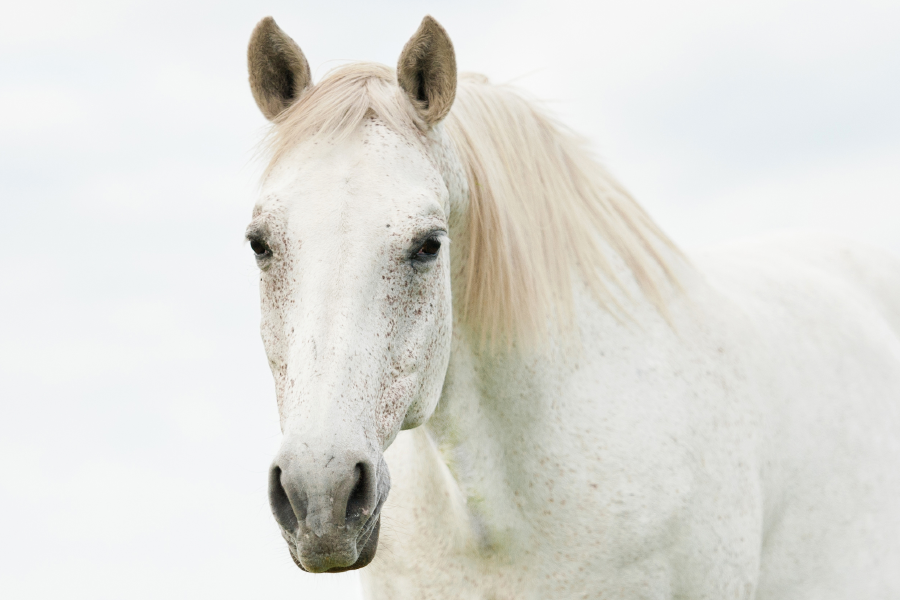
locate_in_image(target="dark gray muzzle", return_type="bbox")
[268,436,387,572]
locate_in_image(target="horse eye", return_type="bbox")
[250,239,269,256]
[417,238,441,257]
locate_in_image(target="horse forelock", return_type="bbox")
[261,63,422,178]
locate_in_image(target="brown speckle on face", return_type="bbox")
[249,114,453,572]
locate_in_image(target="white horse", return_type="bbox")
[244,16,900,599]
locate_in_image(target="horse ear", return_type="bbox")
[247,17,312,121]
[397,16,457,127]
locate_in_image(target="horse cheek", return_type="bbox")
[398,266,453,434]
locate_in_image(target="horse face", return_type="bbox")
[245,14,458,573]
[247,116,453,571]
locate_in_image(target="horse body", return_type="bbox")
[244,16,900,598]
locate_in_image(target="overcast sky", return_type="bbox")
[1,1,898,598]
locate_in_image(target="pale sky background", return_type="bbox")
[1,1,897,598]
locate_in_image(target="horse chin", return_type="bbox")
[290,516,381,573]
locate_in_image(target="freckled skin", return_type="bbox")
[250,118,454,571]
[251,118,900,596]
[254,120,452,441]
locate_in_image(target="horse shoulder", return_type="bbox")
[690,232,900,597]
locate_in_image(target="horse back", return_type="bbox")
[697,231,900,336]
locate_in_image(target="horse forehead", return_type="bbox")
[265,121,443,215]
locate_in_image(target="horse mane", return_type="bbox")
[263,63,681,348]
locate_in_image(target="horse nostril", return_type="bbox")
[345,462,372,521]
[269,465,301,533]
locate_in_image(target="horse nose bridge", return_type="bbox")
[281,259,395,377]
[293,264,392,350]
[284,330,391,404]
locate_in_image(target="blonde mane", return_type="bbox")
[263,63,680,347]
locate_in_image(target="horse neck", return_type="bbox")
[419,123,694,542]
[424,330,555,544]
[423,230,695,545]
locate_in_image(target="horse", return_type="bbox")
[243,15,900,598]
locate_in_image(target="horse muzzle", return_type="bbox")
[268,438,389,573]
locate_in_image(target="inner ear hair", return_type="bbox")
[397,16,457,127]
[248,17,312,121]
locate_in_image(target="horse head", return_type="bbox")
[245,16,463,572]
